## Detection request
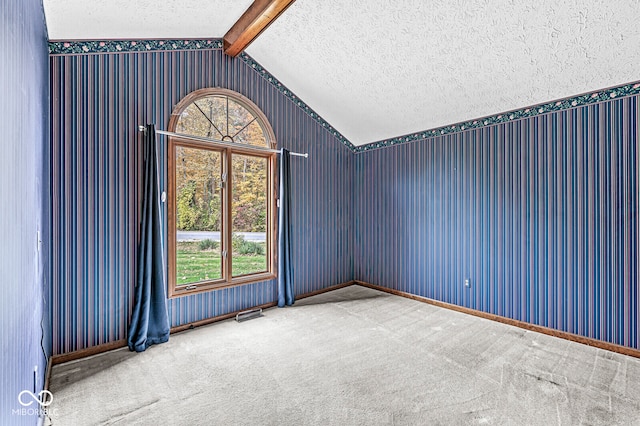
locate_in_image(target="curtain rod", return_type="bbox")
[138,126,308,158]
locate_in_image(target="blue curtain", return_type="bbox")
[127,124,170,352]
[278,149,295,307]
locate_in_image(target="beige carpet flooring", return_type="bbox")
[46,285,640,425]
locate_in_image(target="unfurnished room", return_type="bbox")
[1,0,639,425]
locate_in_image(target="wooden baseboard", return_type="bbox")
[169,301,277,334]
[51,339,127,365]
[44,356,52,391]
[295,280,355,299]
[355,280,640,360]
[50,281,356,365]
[171,281,354,333]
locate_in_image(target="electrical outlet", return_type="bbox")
[464,278,471,288]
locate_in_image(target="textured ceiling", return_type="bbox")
[43,0,253,40]
[248,0,640,145]
[43,1,640,146]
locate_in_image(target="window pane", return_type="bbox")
[231,154,268,277]
[176,96,226,139]
[234,118,268,147]
[175,146,223,285]
[228,99,267,147]
[175,95,268,147]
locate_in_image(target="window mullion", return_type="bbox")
[223,148,233,282]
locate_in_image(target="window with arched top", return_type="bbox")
[167,88,276,297]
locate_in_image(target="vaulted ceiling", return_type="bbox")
[43,0,640,146]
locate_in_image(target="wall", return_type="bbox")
[0,0,51,424]
[355,96,639,349]
[48,41,639,358]
[50,46,353,355]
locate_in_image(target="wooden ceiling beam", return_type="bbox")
[223,0,296,57]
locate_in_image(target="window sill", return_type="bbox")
[169,272,277,299]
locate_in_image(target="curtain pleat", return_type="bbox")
[127,124,170,351]
[278,149,295,307]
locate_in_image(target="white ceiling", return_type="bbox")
[43,1,640,146]
[43,0,253,40]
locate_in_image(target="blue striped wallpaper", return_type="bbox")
[1,0,50,423]
[355,96,639,349]
[48,40,640,154]
[50,39,639,356]
[50,49,353,355]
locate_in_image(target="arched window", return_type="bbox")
[167,88,276,297]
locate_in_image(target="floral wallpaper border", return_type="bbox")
[238,53,355,151]
[354,81,640,153]
[48,38,356,151]
[48,39,640,154]
[48,38,223,55]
